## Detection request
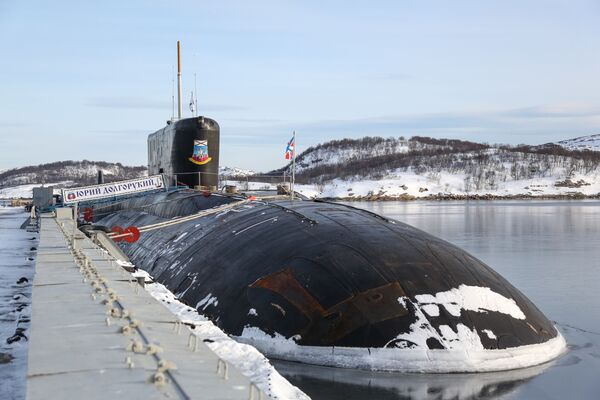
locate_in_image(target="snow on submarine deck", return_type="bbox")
[93,190,567,373]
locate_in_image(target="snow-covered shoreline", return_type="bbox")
[292,167,600,200]
[220,174,600,201]
[3,180,600,202]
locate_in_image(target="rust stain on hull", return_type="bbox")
[250,268,408,344]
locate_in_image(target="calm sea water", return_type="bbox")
[275,200,600,400]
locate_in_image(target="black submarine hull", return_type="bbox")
[94,190,566,372]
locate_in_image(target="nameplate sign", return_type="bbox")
[62,175,165,204]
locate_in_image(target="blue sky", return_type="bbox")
[1,0,600,171]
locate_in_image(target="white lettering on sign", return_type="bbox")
[62,175,166,204]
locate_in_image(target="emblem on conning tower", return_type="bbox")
[189,140,212,165]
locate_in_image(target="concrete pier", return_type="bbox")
[26,214,258,399]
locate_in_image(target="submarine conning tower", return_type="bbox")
[148,116,220,189]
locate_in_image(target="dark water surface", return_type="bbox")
[275,200,600,400]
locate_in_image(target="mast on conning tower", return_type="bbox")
[177,41,183,120]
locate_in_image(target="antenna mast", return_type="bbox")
[177,41,183,120]
[171,65,175,121]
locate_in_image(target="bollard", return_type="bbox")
[135,276,145,288]
[216,358,229,380]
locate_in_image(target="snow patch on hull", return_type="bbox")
[236,328,567,373]
[237,284,567,373]
[414,284,526,320]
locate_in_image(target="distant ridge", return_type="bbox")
[0,162,255,198]
[271,136,600,183]
[219,166,256,178]
[0,160,147,189]
[554,134,600,152]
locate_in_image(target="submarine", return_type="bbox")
[87,43,566,373]
[89,117,566,372]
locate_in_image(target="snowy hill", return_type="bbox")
[263,136,600,200]
[291,137,411,174]
[0,161,147,198]
[554,134,600,152]
[219,166,255,178]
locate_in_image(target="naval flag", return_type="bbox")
[189,92,195,113]
[285,133,295,160]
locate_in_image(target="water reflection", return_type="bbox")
[274,359,553,400]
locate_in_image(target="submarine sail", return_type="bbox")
[148,116,220,189]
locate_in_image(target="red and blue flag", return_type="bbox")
[285,133,295,160]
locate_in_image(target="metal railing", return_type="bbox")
[168,171,290,192]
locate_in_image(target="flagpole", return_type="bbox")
[291,130,296,201]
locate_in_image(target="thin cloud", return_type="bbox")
[88,129,151,135]
[201,104,247,112]
[86,97,171,110]
[0,122,29,128]
[226,105,600,149]
[374,72,414,81]
[500,106,600,119]
[294,106,600,133]
[221,117,283,124]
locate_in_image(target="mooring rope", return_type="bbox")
[91,192,212,219]
[108,200,253,238]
